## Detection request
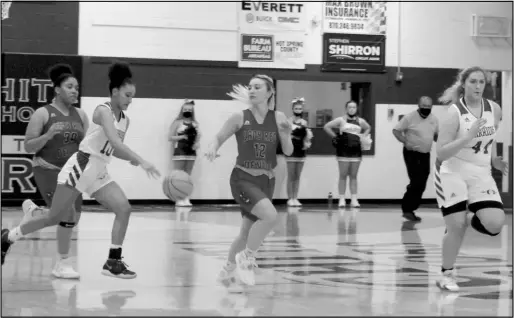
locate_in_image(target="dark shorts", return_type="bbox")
[229,168,275,222]
[288,139,306,158]
[336,146,362,160]
[32,166,83,212]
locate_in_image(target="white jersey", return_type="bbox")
[447,98,496,167]
[79,102,129,164]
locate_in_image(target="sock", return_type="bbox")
[108,247,122,260]
[339,195,345,200]
[7,227,23,243]
[110,244,122,249]
[244,247,256,258]
[441,266,453,273]
[351,195,357,200]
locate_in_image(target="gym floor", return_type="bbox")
[1,204,512,316]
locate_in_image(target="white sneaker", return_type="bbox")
[176,199,186,207]
[287,199,295,207]
[52,258,80,279]
[235,251,257,286]
[338,197,346,208]
[21,199,43,224]
[217,266,244,293]
[184,198,193,207]
[294,199,302,206]
[436,269,459,292]
[350,198,360,208]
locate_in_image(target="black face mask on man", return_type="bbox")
[183,111,192,118]
[294,111,303,117]
[418,108,431,118]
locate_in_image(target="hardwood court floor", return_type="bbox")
[1,204,512,316]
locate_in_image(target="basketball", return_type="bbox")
[162,170,194,202]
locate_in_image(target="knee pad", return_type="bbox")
[59,221,76,228]
[470,215,499,236]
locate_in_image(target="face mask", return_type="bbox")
[347,113,356,118]
[183,111,192,118]
[418,108,431,118]
[294,111,303,117]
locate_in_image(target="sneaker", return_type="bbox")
[1,229,12,266]
[350,198,360,208]
[101,258,137,279]
[235,251,257,286]
[184,198,193,207]
[176,199,187,207]
[294,199,302,206]
[436,269,459,292]
[22,199,43,221]
[287,199,295,207]
[52,258,80,279]
[217,267,244,293]
[338,198,346,208]
[403,212,422,222]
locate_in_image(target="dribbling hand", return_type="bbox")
[492,156,508,175]
[140,161,161,179]
[467,118,487,140]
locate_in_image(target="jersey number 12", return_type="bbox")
[471,139,493,154]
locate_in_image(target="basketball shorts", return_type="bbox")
[230,167,275,222]
[33,166,83,211]
[57,151,113,197]
[434,158,502,209]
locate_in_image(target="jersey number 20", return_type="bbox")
[471,139,493,154]
[100,140,114,157]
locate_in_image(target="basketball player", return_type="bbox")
[323,101,371,208]
[205,75,293,287]
[168,99,200,207]
[1,62,161,280]
[435,66,507,291]
[21,63,88,279]
[286,97,313,207]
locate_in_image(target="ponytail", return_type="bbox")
[439,82,463,105]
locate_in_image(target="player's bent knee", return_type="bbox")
[58,221,76,228]
[251,199,277,222]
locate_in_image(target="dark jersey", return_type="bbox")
[235,109,279,171]
[35,105,85,167]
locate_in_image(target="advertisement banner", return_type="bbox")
[322,2,387,35]
[321,33,386,73]
[238,33,305,69]
[1,53,83,203]
[239,1,307,32]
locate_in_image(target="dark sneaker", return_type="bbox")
[402,212,422,222]
[101,258,137,279]
[1,229,13,265]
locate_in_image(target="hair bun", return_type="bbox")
[108,61,132,82]
[48,64,73,84]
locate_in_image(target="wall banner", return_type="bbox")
[238,33,305,69]
[1,53,83,203]
[239,1,307,32]
[321,33,386,73]
[322,2,387,35]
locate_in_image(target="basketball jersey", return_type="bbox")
[79,102,129,164]
[339,116,362,148]
[34,105,85,168]
[450,98,496,167]
[235,109,279,171]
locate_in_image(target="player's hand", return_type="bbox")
[140,161,160,179]
[467,118,487,140]
[492,156,508,175]
[46,122,65,138]
[192,142,199,150]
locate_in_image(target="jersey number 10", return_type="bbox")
[471,139,493,154]
[100,140,114,157]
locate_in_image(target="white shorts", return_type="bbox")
[57,151,112,197]
[434,158,502,209]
